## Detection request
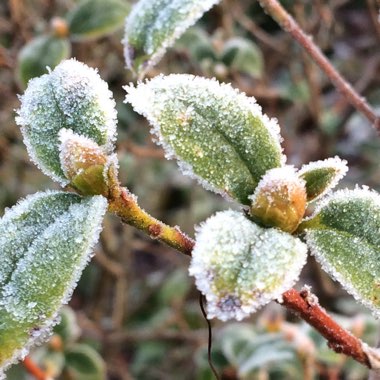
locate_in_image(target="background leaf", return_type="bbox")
[16,35,70,88]
[125,74,285,204]
[302,188,380,317]
[65,344,105,380]
[67,0,130,41]
[123,0,220,76]
[0,191,107,375]
[221,37,264,78]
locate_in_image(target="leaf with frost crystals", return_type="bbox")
[300,187,380,318]
[125,74,285,205]
[16,59,117,185]
[0,191,107,376]
[189,210,307,321]
[123,0,220,76]
[299,156,348,202]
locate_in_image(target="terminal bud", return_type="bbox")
[249,167,307,233]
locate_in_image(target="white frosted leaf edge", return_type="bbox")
[125,74,285,200]
[0,193,107,376]
[123,0,221,75]
[16,59,117,185]
[299,156,348,201]
[189,210,307,321]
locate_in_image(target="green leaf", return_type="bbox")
[125,74,285,204]
[53,306,81,344]
[301,188,380,317]
[221,37,264,78]
[175,27,216,62]
[299,157,348,202]
[189,210,307,321]
[65,344,105,380]
[17,35,70,88]
[16,59,117,185]
[123,0,220,76]
[67,0,130,41]
[0,191,107,375]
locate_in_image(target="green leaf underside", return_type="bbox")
[0,191,106,372]
[124,0,220,75]
[125,75,284,204]
[67,0,130,41]
[17,35,70,88]
[302,189,380,316]
[16,59,117,184]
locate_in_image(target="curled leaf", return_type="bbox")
[301,187,380,317]
[17,35,70,88]
[125,74,285,204]
[16,59,117,185]
[189,210,307,321]
[67,0,130,41]
[123,0,220,76]
[0,191,107,375]
[299,156,348,202]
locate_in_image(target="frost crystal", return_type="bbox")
[249,166,307,232]
[299,156,348,202]
[123,0,220,76]
[0,191,107,373]
[303,187,380,318]
[189,210,307,321]
[125,74,285,205]
[16,59,117,185]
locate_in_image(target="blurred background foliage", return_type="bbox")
[0,0,380,379]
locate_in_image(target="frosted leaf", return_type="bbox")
[123,0,220,76]
[299,156,348,202]
[16,59,117,185]
[125,74,285,205]
[301,187,380,318]
[249,166,306,233]
[0,191,107,374]
[189,210,307,321]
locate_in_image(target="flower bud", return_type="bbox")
[59,129,117,196]
[249,167,307,233]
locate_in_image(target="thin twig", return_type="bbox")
[257,0,380,131]
[23,356,49,380]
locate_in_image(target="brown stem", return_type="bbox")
[22,356,49,380]
[108,184,194,256]
[282,288,371,367]
[257,0,380,131]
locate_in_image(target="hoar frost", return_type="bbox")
[125,74,285,205]
[189,210,307,321]
[299,156,348,202]
[0,191,107,374]
[16,59,117,185]
[302,186,380,318]
[123,0,221,75]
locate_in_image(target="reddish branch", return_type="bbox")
[23,356,48,380]
[258,0,380,131]
[110,185,376,369]
[282,288,371,367]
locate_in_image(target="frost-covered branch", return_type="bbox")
[258,0,380,131]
